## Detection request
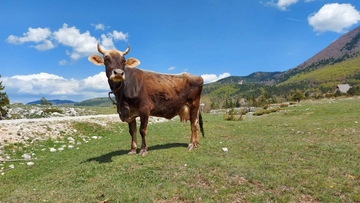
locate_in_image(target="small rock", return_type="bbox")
[222,147,228,152]
[22,153,31,160]
[67,137,75,142]
[68,145,74,149]
[9,164,14,169]
[49,148,57,153]
[27,162,34,166]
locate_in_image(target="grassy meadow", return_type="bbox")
[1,97,360,202]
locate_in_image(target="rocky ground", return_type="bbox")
[0,114,121,146]
[0,106,168,164]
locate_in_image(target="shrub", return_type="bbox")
[223,108,243,121]
[280,103,289,108]
[253,107,282,116]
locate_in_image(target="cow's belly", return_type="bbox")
[150,105,190,122]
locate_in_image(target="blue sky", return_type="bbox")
[1,0,360,103]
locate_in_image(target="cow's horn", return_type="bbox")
[123,45,130,55]
[97,43,104,55]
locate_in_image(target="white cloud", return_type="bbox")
[4,73,76,95]
[81,72,108,90]
[2,72,110,104]
[100,34,116,50]
[58,59,68,65]
[277,0,299,10]
[53,23,98,60]
[6,23,129,63]
[6,27,52,44]
[261,0,313,10]
[34,39,55,51]
[168,66,175,71]
[94,23,106,30]
[308,3,360,33]
[110,30,129,41]
[201,72,230,84]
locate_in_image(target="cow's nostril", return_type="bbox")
[121,72,124,75]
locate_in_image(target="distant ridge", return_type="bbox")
[201,25,360,105]
[74,97,113,107]
[27,99,77,105]
[212,25,360,85]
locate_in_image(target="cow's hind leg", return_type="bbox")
[128,120,137,154]
[188,108,199,150]
[139,115,149,156]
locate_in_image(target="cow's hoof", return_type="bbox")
[187,143,194,151]
[128,150,137,155]
[188,143,198,151]
[139,149,148,156]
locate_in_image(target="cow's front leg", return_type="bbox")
[188,108,199,150]
[139,115,149,156]
[128,120,137,154]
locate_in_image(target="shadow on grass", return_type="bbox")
[83,142,188,164]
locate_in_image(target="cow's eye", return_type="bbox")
[104,55,110,63]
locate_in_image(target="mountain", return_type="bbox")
[27,99,77,105]
[74,97,114,107]
[279,25,360,83]
[201,25,360,106]
[208,25,360,87]
[213,71,283,85]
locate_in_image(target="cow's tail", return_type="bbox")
[199,111,205,137]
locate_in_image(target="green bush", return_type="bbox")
[223,108,243,121]
[253,107,282,116]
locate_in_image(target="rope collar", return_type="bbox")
[108,82,122,105]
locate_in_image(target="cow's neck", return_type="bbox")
[111,82,123,94]
[108,82,123,105]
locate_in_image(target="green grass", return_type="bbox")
[1,97,360,202]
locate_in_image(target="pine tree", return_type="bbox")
[0,75,10,118]
[40,97,52,105]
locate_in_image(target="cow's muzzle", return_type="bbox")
[109,69,125,82]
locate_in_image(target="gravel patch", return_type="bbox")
[0,114,169,156]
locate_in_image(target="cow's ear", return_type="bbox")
[88,55,104,66]
[125,58,140,68]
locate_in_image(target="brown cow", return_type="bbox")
[88,43,204,156]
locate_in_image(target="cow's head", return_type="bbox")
[88,43,140,82]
